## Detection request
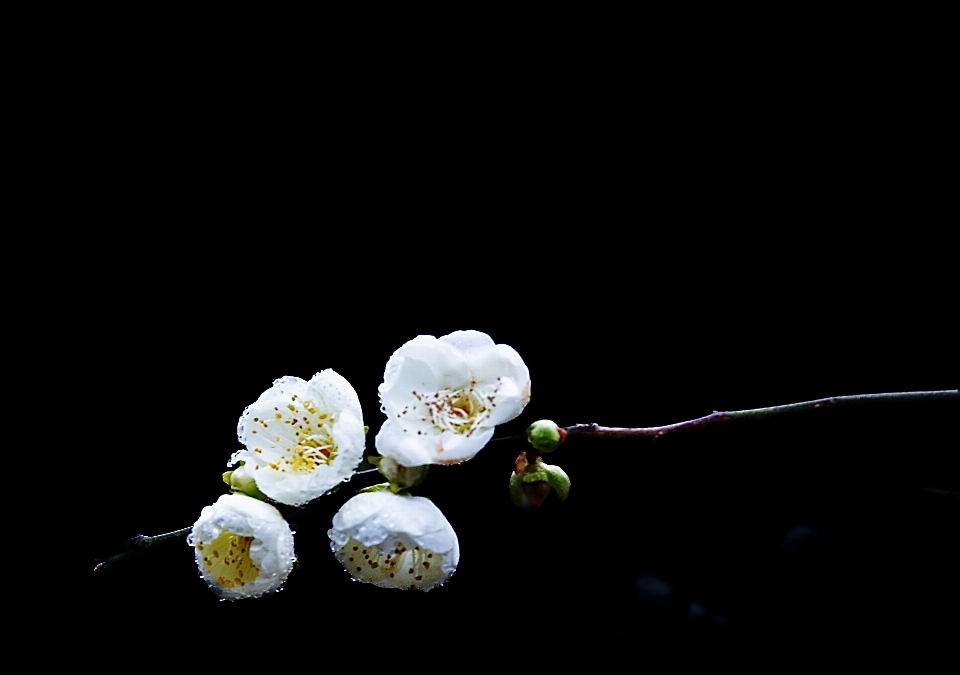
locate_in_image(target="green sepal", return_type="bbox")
[542,463,571,501]
[521,468,548,483]
[230,484,268,501]
[509,473,525,507]
[368,454,429,489]
[364,426,369,436]
[512,457,570,505]
[357,482,391,494]
[226,465,269,501]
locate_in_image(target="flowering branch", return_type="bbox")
[94,389,956,579]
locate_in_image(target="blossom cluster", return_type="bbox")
[188,330,530,599]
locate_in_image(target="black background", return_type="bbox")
[91,238,956,662]
[89,52,956,661]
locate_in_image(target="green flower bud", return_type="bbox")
[226,464,269,501]
[509,472,525,507]
[541,462,570,501]
[368,455,430,490]
[526,420,566,453]
[509,451,571,508]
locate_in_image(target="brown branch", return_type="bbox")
[486,390,958,444]
[563,390,957,441]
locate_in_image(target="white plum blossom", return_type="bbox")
[375,330,530,466]
[328,491,459,591]
[189,493,295,600]
[231,370,365,506]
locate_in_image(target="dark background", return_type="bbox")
[91,248,956,661]
[89,43,956,660]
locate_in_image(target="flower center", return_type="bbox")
[290,425,337,473]
[336,536,446,591]
[254,396,339,475]
[196,529,261,590]
[409,386,489,436]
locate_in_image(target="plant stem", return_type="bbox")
[562,390,957,441]
[127,527,192,548]
[93,527,192,574]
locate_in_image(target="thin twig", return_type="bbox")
[93,527,192,574]
[490,390,958,443]
[564,390,957,440]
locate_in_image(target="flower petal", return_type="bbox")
[328,492,459,591]
[478,374,528,427]
[309,370,363,425]
[438,329,497,361]
[380,335,470,403]
[373,417,438,466]
[432,427,496,463]
[375,418,495,466]
[468,343,530,391]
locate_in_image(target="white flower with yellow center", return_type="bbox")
[189,493,295,600]
[375,330,531,466]
[231,370,365,506]
[328,491,459,591]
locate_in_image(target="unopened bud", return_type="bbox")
[225,464,268,501]
[509,451,571,508]
[368,455,429,490]
[526,420,566,453]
